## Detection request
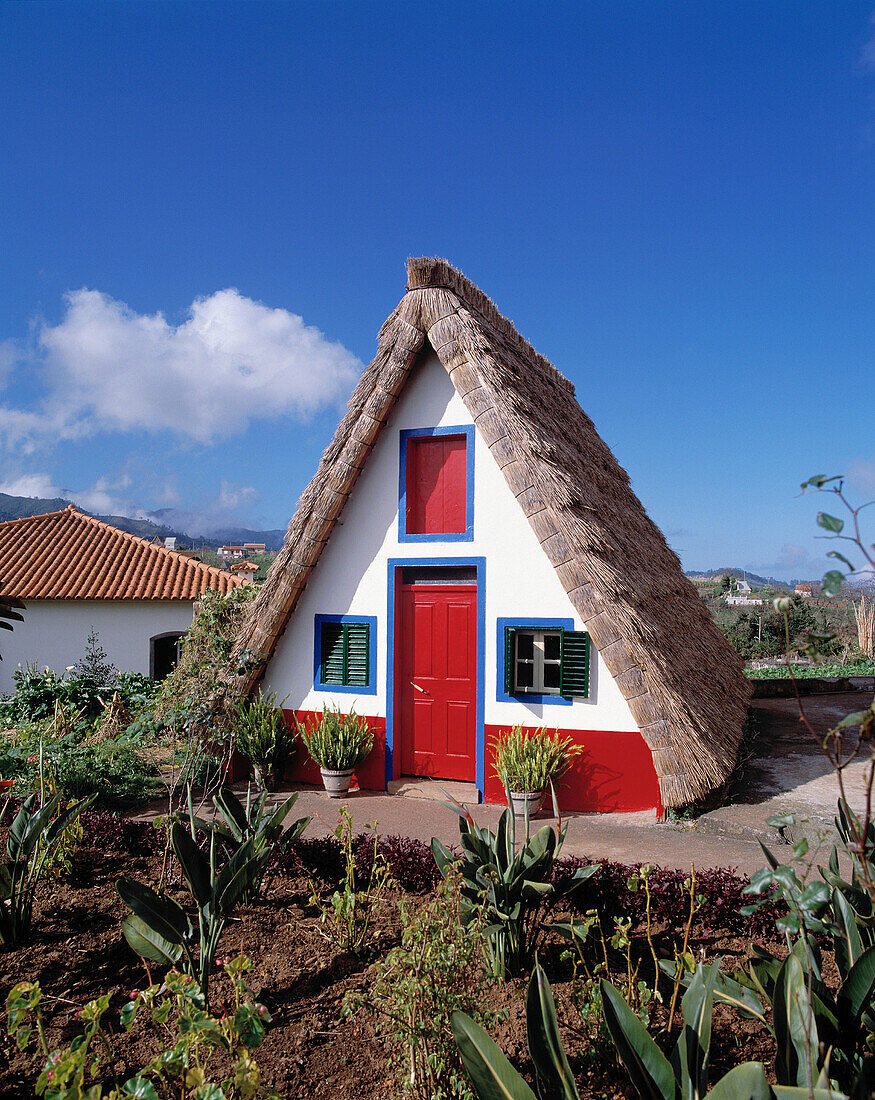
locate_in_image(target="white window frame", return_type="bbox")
[514,628,562,695]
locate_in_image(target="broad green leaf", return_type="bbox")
[526,965,580,1100]
[213,787,249,840]
[121,1078,160,1100]
[838,944,875,1018]
[43,795,94,848]
[171,822,212,908]
[121,913,184,966]
[674,959,717,1100]
[836,710,872,730]
[817,513,844,533]
[706,1061,772,1099]
[451,1011,538,1100]
[599,981,676,1100]
[833,890,863,975]
[773,1089,848,1099]
[801,475,842,490]
[657,960,766,1024]
[774,953,818,1089]
[214,838,263,914]
[827,550,855,571]
[431,837,456,877]
[116,879,190,944]
[822,571,845,597]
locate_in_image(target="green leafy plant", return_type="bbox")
[0,790,94,947]
[452,961,846,1100]
[232,691,297,791]
[117,820,268,1007]
[207,784,309,899]
[6,954,275,1099]
[345,870,502,1100]
[492,726,579,794]
[432,787,597,978]
[297,704,373,770]
[309,807,390,953]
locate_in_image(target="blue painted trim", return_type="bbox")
[398,424,475,543]
[313,614,378,695]
[386,556,486,799]
[496,616,574,705]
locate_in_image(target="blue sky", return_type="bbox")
[2,1,875,581]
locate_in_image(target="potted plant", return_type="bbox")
[298,705,373,797]
[493,725,580,816]
[232,691,297,792]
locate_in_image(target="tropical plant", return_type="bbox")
[0,791,94,947]
[232,690,297,790]
[492,725,579,794]
[117,820,268,1006]
[452,961,846,1100]
[7,954,272,1099]
[310,807,390,953]
[207,784,309,899]
[298,704,373,770]
[432,788,597,978]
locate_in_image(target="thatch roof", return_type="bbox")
[234,258,750,808]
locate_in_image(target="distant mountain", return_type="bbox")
[685,567,794,590]
[0,493,286,551]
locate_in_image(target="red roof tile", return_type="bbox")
[0,506,243,600]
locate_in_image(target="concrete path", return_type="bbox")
[694,691,874,853]
[126,690,873,878]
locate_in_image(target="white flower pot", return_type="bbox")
[509,790,544,817]
[320,767,354,798]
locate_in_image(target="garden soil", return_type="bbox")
[1,848,781,1100]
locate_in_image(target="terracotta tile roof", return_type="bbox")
[0,506,243,601]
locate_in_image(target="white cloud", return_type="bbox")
[0,472,140,517]
[1,287,361,449]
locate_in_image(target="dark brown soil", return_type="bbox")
[0,849,782,1099]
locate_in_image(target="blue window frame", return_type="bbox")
[398,424,475,542]
[496,617,577,705]
[313,614,377,695]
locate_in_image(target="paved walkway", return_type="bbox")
[126,690,873,878]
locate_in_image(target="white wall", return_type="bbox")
[263,349,639,735]
[0,600,195,694]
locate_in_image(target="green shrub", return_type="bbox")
[345,871,503,1100]
[298,704,373,770]
[493,725,579,793]
[232,690,297,790]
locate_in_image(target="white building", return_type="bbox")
[235,258,749,814]
[0,506,242,692]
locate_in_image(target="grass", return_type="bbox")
[745,660,875,679]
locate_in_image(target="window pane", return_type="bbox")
[543,632,561,661]
[542,663,560,689]
[516,632,534,660]
[516,661,534,688]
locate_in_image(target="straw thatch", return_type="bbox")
[233,258,751,808]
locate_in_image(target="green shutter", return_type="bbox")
[560,630,590,698]
[345,623,370,687]
[504,626,516,694]
[320,622,346,684]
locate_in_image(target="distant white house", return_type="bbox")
[726,595,763,606]
[0,506,243,693]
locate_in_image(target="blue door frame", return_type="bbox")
[385,556,486,799]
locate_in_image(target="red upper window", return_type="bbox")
[406,434,467,535]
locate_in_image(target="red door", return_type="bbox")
[397,584,477,781]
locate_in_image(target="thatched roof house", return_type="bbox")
[235,258,749,811]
